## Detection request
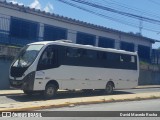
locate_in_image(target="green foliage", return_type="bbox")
[140,61,149,66]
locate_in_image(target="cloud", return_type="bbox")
[30,0,41,9]
[44,2,54,13]
[7,0,54,13]
[7,0,23,5]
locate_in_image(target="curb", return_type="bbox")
[0,90,23,96]
[0,90,69,96]
[135,85,160,89]
[0,92,160,111]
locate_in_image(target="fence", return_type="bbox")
[151,49,160,64]
[0,45,21,58]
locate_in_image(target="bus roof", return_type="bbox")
[29,40,137,55]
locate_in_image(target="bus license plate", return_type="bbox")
[13,81,17,85]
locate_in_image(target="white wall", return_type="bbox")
[0,5,152,50]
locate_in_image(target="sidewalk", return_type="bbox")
[0,85,159,111]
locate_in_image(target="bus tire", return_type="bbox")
[23,90,33,96]
[43,84,57,99]
[104,82,114,94]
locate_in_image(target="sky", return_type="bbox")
[5,0,160,49]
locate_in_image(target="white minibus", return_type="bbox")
[9,40,139,99]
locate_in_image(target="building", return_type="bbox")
[0,1,159,61]
[0,1,160,89]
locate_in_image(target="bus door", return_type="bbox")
[36,46,59,82]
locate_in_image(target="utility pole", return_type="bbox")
[139,17,143,35]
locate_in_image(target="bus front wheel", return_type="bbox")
[43,84,57,99]
[104,82,114,94]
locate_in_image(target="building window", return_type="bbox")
[98,37,115,48]
[43,25,67,41]
[76,32,96,46]
[10,17,38,40]
[138,45,150,61]
[120,41,135,52]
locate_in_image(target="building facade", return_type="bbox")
[0,1,157,61]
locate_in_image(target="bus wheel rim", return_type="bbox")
[106,85,112,93]
[46,87,54,95]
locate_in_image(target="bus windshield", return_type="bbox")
[12,44,44,67]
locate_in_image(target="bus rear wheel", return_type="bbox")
[43,84,57,99]
[104,82,114,94]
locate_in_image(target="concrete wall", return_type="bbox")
[0,59,12,89]
[139,70,160,85]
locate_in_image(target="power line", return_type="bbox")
[103,0,160,19]
[139,17,143,34]
[56,0,160,33]
[67,0,160,25]
[148,0,160,6]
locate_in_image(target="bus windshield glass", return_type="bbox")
[12,44,44,67]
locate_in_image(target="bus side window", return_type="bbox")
[80,49,96,59]
[41,51,53,65]
[131,56,136,63]
[97,52,107,60]
[120,54,135,63]
[107,52,120,62]
[37,46,58,70]
[120,54,137,70]
[66,47,81,58]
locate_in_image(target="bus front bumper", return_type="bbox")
[9,71,35,90]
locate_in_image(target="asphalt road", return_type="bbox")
[0,87,159,104]
[1,99,160,120]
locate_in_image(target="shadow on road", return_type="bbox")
[6,90,134,102]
